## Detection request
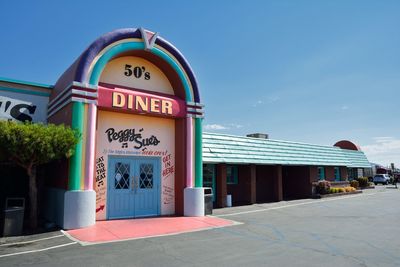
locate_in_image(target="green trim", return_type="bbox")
[0,77,54,89]
[195,118,203,187]
[89,42,144,85]
[68,102,84,190]
[152,48,192,101]
[318,166,325,180]
[89,42,193,102]
[0,86,51,97]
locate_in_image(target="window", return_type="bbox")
[114,162,130,189]
[227,165,238,184]
[318,167,325,180]
[203,164,215,188]
[139,163,153,189]
[334,167,341,181]
[348,168,357,181]
[203,164,216,202]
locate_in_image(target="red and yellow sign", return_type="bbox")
[97,85,186,118]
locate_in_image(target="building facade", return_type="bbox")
[202,133,371,208]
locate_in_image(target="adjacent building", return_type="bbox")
[203,133,371,208]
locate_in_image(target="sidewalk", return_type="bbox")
[64,216,237,245]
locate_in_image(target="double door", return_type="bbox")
[107,156,160,219]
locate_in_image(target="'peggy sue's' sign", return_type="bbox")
[97,85,186,118]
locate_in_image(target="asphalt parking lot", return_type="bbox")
[1,185,399,267]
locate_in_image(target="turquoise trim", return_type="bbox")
[89,42,144,85]
[0,86,51,97]
[0,77,53,89]
[151,48,193,101]
[69,102,84,190]
[89,42,193,102]
[318,167,325,180]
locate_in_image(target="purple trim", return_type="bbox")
[155,37,200,102]
[75,28,142,83]
[68,28,200,102]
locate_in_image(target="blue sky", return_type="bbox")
[0,0,399,166]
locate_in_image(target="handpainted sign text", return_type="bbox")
[1,97,37,122]
[105,127,160,150]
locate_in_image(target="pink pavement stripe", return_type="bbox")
[67,216,234,244]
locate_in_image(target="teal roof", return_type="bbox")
[0,77,54,89]
[203,132,371,168]
[341,149,371,168]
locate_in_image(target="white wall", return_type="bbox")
[0,91,48,122]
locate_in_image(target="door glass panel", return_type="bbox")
[114,162,130,189]
[139,163,153,189]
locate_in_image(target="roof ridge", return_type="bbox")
[0,76,54,89]
[203,132,370,167]
[203,132,341,150]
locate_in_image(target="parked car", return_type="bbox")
[373,174,390,185]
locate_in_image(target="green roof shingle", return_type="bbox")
[202,132,370,168]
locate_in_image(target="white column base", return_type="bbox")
[184,187,205,217]
[226,194,232,207]
[63,190,96,229]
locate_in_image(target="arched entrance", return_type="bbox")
[48,28,204,229]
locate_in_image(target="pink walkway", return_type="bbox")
[65,216,235,245]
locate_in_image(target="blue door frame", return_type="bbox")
[107,156,161,219]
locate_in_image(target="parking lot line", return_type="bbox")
[0,242,77,258]
[0,234,64,247]
[218,191,378,217]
